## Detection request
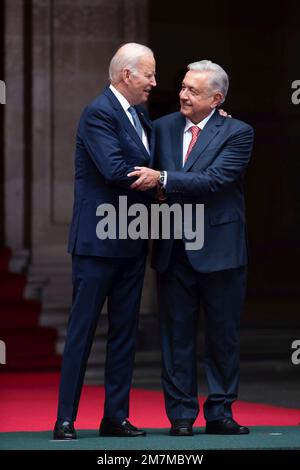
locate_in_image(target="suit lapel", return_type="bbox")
[104,87,150,161]
[136,105,152,136]
[171,113,186,170]
[137,106,154,165]
[184,110,224,172]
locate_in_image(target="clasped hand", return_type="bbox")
[128,167,160,190]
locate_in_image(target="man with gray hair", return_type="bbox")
[53,43,156,440]
[129,60,254,436]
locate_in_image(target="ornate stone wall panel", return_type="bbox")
[4,0,25,250]
[30,0,155,313]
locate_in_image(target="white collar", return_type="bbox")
[109,84,131,112]
[184,108,216,133]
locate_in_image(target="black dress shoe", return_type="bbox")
[205,418,250,435]
[53,420,77,440]
[170,419,194,436]
[99,419,146,437]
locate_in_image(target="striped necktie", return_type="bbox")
[128,106,143,140]
[184,125,201,163]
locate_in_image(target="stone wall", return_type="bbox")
[4,0,156,314]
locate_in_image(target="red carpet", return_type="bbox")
[0,247,61,370]
[0,372,299,432]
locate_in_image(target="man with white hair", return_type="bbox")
[128,60,254,436]
[53,43,156,440]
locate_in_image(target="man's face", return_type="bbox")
[179,70,222,123]
[126,55,156,104]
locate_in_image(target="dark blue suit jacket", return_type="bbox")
[152,110,254,273]
[68,86,153,258]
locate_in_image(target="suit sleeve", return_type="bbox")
[81,106,137,189]
[165,125,254,196]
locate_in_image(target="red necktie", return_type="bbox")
[184,125,201,163]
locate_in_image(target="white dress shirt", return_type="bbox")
[182,109,216,165]
[109,84,150,153]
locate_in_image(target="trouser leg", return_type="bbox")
[158,242,200,423]
[57,255,116,422]
[201,267,247,421]
[103,255,146,418]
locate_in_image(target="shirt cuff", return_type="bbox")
[163,171,167,188]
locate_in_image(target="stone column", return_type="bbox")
[30,0,155,317]
[4,0,25,250]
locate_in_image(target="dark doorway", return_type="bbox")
[148,0,300,297]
